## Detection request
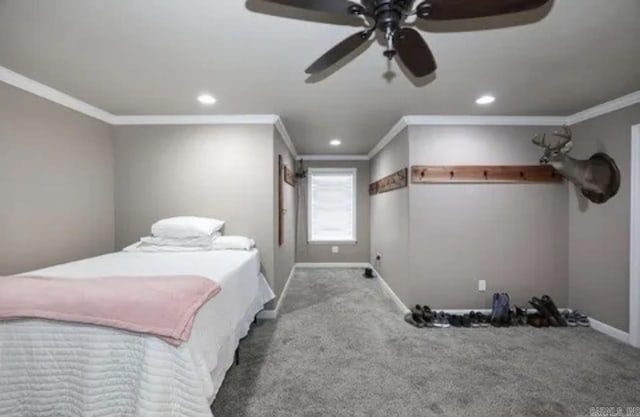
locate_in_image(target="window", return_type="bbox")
[308,168,357,243]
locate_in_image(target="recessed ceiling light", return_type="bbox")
[197,94,217,105]
[330,139,341,146]
[475,95,496,105]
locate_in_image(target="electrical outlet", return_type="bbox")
[331,246,339,254]
[478,280,486,292]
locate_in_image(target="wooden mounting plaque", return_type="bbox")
[370,168,408,195]
[283,165,296,186]
[411,165,562,184]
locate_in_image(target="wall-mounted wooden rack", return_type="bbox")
[370,168,408,195]
[411,165,562,184]
[283,165,296,186]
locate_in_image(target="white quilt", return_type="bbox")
[0,249,274,417]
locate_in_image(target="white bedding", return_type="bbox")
[0,249,274,417]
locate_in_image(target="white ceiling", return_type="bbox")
[0,0,638,154]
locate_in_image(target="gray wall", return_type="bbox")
[408,125,569,310]
[273,130,296,300]
[0,81,114,275]
[296,159,370,263]
[370,128,411,302]
[113,124,279,296]
[569,104,640,331]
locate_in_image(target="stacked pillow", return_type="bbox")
[124,216,224,252]
[124,216,256,252]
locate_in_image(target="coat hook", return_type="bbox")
[483,170,488,179]
[450,171,455,179]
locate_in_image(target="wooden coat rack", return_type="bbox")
[369,168,408,195]
[411,165,562,184]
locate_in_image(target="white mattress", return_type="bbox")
[0,249,275,417]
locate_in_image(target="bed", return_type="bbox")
[0,249,274,417]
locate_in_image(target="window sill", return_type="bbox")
[307,240,358,246]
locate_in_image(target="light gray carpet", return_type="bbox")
[212,268,640,417]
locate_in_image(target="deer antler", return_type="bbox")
[531,133,548,148]
[550,126,572,150]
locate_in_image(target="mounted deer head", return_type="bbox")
[531,126,620,204]
[532,126,574,165]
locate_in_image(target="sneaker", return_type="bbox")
[422,305,433,327]
[440,312,451,328]
[476,312,489,327]
[573,310,590,327]
[433,311,444,328]
[515,306,527,326]
[563,311,577,327]
[450,314,462,328]
[469,311,480,328]
[462,314,472,328]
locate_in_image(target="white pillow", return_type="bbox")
[140,233,220,247]
[151,216,225,238]
[211,236,256,251]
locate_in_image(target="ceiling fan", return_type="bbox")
[259,0,550,78]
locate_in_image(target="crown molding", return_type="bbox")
[0,65,114,124]
[274,116,298,158]
[565,90,640,126]
[298,154,369,161]
[403,115,566,126]
[110,114,279,125]
[367,115,564,159]
[367,118,408,160]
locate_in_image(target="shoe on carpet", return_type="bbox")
[529,297,558,327]
[476,312,489,327]
[410,305,427,327]
[515,306,527,326]
[469,311,480,328]
[422,305,434,325]
[527,314,543,328]
[541,295,567,327]
[435,312,451,328]
[404,313,424,328]
[450,314,462,328]
[462,314,472,328]
[573,310,590,327]
[563,311,577,327]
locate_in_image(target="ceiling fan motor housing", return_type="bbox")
[371,0,411,33]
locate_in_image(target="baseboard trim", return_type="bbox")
[257,264,297,320]
[257,309,277,319]
[295,262,370,268]
[589,317,630,344]
[369,265,410,314]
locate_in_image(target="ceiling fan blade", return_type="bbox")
[306,31,372,74]
[416,0,550,20]
[263,0,365,17]
[393,28,437,78]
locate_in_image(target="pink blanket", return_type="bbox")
[0,275,221,345]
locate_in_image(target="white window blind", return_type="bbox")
[308,168,356,242]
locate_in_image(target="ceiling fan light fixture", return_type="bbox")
[197,94,217,105]
[330,139,342,146]
[475,95,496,105]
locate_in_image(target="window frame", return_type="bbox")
[307,167,357,245]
